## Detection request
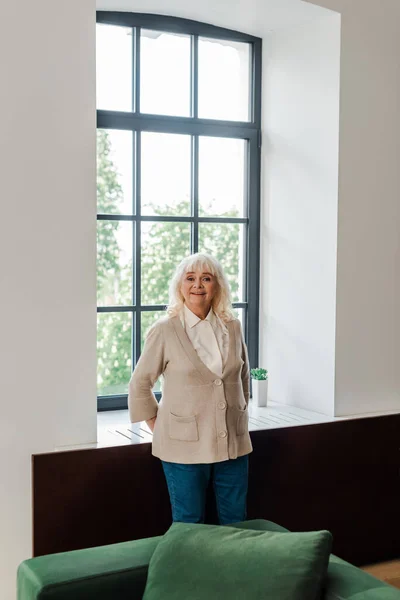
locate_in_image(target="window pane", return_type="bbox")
[141,132,191,216]
[96,24,132,112]
[198,38,250,122]
[140,30,191,117]
[97,221,133,306]
[198,223,245,303]
[199,137,246,217]
[97,312,132,396]
[141,222,191,305]
[97,129,133,215]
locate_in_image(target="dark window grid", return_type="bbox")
[191,134,199,251]
[98,130,251,379]
[97,179,256,393]
[96,12,261,410]
[97,216,249,332]
[97,112,258,136]
[101,15,256,122]
[98,303,248,313]
[133,28,140,113]
[190,36,199,119]
[98,216,248,331]
[97,11,260,45]
[100,22,257,125]
[97,190,255,397]
[97,215,249,411]
[133,130,142,370]
[97,215,248,224]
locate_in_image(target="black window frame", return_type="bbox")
[96,11,262,411]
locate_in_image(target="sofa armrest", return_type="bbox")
[323,554,400,600]
[17,537,160,600]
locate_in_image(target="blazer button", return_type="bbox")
[219,430,227,438]
[214,379,222,386]
[218,402,227,410]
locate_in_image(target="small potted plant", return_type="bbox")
[250,367,268,407]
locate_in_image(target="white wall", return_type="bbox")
[260,13,341,415]
[306,0,400,416]
[98,0,330,36]
[0,1,97,597]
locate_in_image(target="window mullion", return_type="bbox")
[246,136,260,371]
[131,130,137,371]
[133,27,141,113]
[132,24,140,374]
[191,35,199,119]
[191,135,199,253]
[252,39,262,125]
[134,131,142,363]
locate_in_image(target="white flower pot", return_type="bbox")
[252,379,268,407]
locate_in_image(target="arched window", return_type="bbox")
[96,11,262,410]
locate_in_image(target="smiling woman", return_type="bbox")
[128,252,252,525]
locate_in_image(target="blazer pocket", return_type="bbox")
[236,406,249,436]
[169,412,199,442]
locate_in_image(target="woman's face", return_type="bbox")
[181,269,218,316]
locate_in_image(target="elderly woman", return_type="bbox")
[128,252,252,525]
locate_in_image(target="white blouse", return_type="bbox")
[181,304,229,378]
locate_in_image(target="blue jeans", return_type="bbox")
[161,455,249,525]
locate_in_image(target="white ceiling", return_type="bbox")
[96,0,334,37]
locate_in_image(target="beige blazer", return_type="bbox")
[128,315,253,464]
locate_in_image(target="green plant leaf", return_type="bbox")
[250,367,268,380]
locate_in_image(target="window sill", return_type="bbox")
[94,401,399,449]
[55,402,399,452]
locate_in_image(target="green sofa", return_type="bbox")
[18,519,400,600]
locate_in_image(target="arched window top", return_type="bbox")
[97,11,261,43]
[96,11,261,123]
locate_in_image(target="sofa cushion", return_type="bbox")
[142,522,333,600]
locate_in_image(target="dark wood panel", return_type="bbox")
[32,414,400,565]
[246,415,400,565]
